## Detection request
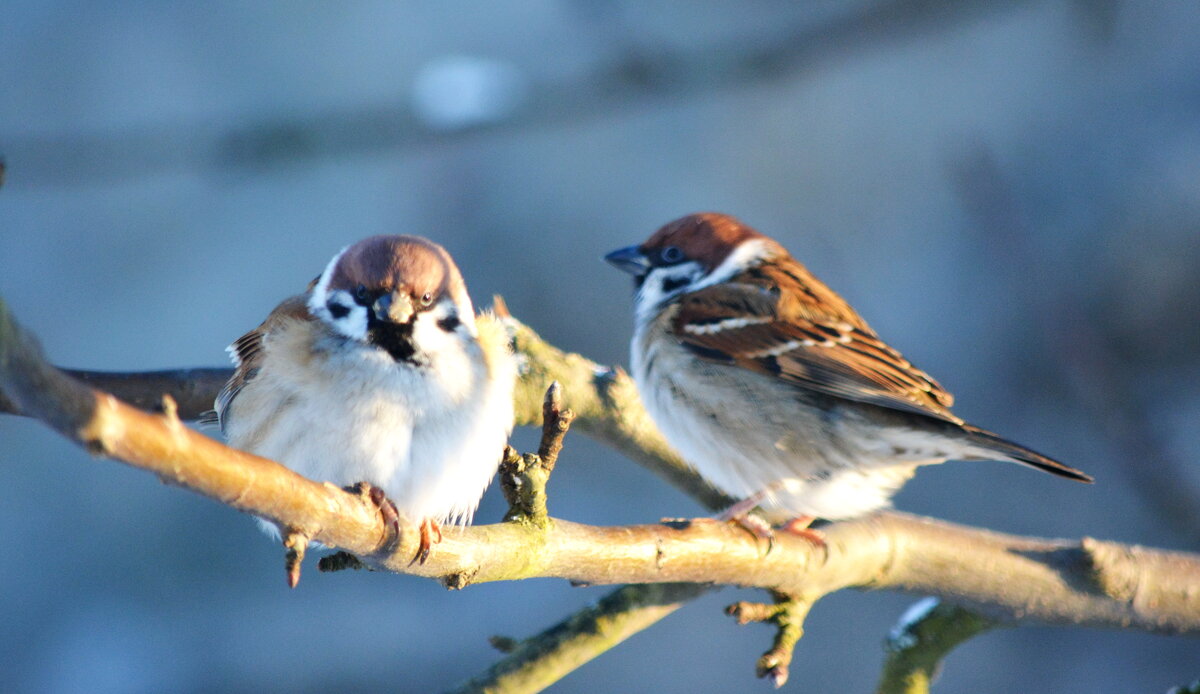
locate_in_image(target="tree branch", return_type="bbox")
[875,599,999,694]
[727,591,816,688]
[3,296,1200,693]
[447,583,714,694]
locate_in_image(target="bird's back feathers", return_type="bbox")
[215,295,312,435]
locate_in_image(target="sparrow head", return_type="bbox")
[308,235,476,362]
[606,212,782,317]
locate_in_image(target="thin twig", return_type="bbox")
[536,381,574,472]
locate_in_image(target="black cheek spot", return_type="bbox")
[661,276,691,294]
[327,302,350,319]
[437,315,461,332]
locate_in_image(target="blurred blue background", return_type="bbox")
[2,2,1199,692]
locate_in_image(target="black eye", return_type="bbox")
[420,292,434,307]
[660,246,684,264]
[354,284,369,302]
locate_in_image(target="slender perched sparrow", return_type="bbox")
[606,212,1090,533]
[215,235,516,562]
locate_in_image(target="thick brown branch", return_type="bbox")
[2,297,1198,630]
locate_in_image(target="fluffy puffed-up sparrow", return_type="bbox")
[216,235,516,560]
[606,212,1090,531]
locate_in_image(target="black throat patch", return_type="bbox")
[367,318,422,365]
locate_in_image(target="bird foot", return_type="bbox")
[715,495,768,523]
[710,492,776,552]
[667,511,777,553]
[415,517,443,565]
[664,503,821,554]
[779,515,826,549]
[728,513,776,552]
[346,481,401,539]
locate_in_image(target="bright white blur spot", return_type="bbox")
[411,56,528,131]
[886,596,941,651]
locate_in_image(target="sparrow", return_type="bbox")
[215,235,516,563]
[606,212,1090,533]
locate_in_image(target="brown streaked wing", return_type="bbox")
[671,269,959,424]
[215,295,312,433]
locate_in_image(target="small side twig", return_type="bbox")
[282,528,311,589]
[499,382,574,526]
[726,590,815,688]
[537,381,574,472]
[875,598,1000,694]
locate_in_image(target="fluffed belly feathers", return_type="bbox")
[224,316,514,526]
[632,331,960,521]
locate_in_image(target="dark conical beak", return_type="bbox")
[373,291,414,324]
[604,245,651,278]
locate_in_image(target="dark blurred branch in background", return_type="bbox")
[952,147,1200,545]
[1,0,1042,188]
[450,582,715,694]
[3,296,1200,693]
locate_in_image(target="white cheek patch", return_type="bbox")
[323,289,369,340]
[636,262,701,323]
[412,298,475,354]
[633,239,774,326]
[310,286,368,342]
[307,246,378,342]
[307,246,369,341]
[437,294,477,338]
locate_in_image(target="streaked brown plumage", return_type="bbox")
[607,212,1090,525]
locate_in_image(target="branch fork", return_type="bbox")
[500,381,574,527]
